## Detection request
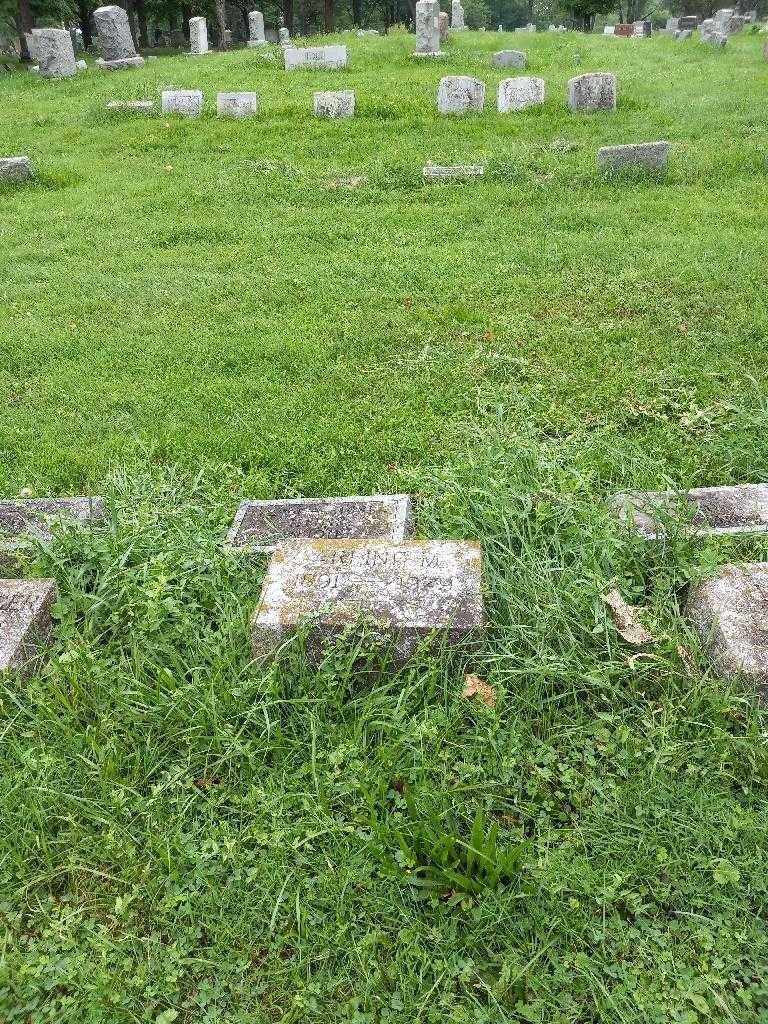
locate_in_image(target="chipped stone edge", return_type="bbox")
[0,578,58,675]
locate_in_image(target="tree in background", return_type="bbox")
[558,0,613,28]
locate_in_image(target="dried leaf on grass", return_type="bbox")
[602,588,656,646]
[463,674,496,708]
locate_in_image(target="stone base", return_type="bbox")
[247,39,268,46]
[186,50,211,57]
[95,55,145,70]
[0,578,57,675]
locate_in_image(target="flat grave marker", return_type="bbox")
[0,578,57,675]
[614,484,768,540]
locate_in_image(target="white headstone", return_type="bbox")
[492,48,527,67]
[217,91,260,117]
[423,164,484,179]
[437,75,485,114]
[283,44,347,69]
[278,26,291,44]
[189,16,209,55]
[161,89,204,116]
[451,0,466,29]
[414,0,442,55]
[313,90,356,117]
[497,76,545,112]
[247,10,267,45]
[106,99,154,110]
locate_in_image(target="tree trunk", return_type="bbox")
[352,0,361,25]
[324,0,333,32]
[215,0,228,47]
[181,5,192,39]
[135,0,149,47]
[282,0,294,34]
[17,0,33,60]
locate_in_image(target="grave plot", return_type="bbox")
[614,484,768,539]
[251,538,486,667]
[0,578,57,675]
[0,497,107,571]
[227,494,413,553]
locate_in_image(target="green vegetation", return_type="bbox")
[2,29,768,1022]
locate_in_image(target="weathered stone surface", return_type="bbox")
[313,89,355,117]
[615,484,768,540]
[632,19,651,36]
[228,495,412,552]
[451,0,466,30]
[283,44,347,68]
[248,10,267,45]
[679,14,698,28]
[0,156,34,182]
[597,141,669,173]
[674,29,692,40]
[0,578,57,675]
[603,25,615,34]
[278,26,290,44]
[423,163,484,179]
[492,48,527,68]
[567,72,616,113]
[438,11,449,43]
[161,89,204,116]
[32,28,77,79]
[415,0,442,54]
[76,58,87,69]
[189,16,209,54]
[497,75,544,112]
[217,91,260,117]
[25,32,39,62]
[251,538,486,667]
[107,99,154,110]
[665,16,679,31]
[93,5,143,69]
[686,563,768,697]
[437,75,485,113]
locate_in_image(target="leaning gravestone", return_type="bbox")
[0,156,34,182]
[414,0,443,56]
[227,494,412,553]
[493,48,527,67]
[0,578,57,676]
[32,28,77,79]
[250,538,486,667]
[217,91,260,117]
[437,75,485,113]
[284,44,347,69]
[248,10,267,46]
[189,16,209,55]
[161,89,204,116]
[497,76,544,111]
[423,164,484,179]
[686,564,768,699]
[614,484,768,540]
[597,141,669,173]
[313,90,355,117]
[451,0,466,30]
[93,5,144,69]
[567,72,616,113]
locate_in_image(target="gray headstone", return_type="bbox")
[227,495,412,552]
[567,72,616,113]
[0,156,34,182]
[251,538,486,667]
[248,10,267,46]
[0,579,57,676]
[415,0,442,55]
[686,563,768,698]
[665,16,679,31]
[614,484,768,540]
[278,27,291,44]
[423,164,484,179]
[493,48,527,67]
[32,28,77,79]
[313,89,355,117]
[107,99,154,110]
[93,5,144,69]
[189,16,209,54]
[451,0,466,30]
[161,89,204,116]
[437,75,485,114]
[283,44,347,69]
[217,91,260,117]
[439,11,449,43]
[597,141,669,173]
[674,29,692,40]
[497,75,544,111]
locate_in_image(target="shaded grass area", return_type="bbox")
[2,27,768,1023]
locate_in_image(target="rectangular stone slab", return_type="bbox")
[423,164,484,179]
[686,563,768,698]
[227,494,413,553]
[614,484,768,539]
[283,45,347,69]
[597,141,669,173]
[0,578,57,674]
[0,157,34,182]
[251,539,486,666]
[0,496,106,572]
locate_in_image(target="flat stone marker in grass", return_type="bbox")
[597,141,669,174]
[106,99,154,111]
[423,163,484,179]
[497,76,544,112]
[228,494,413,553]
[414,0,443,56]
[0,496,106,571]
[614,484,768,540]
[493,49,527,68]
[161,89,204,116]
[567,72,616,113]
[0,156,34,182]
[284,45,347,69]
[32,28,77,79]
[93,5,145,70]
[437,75,485,114]
[251,538,486,667]
[686,563,768,698]
[189,16,209,55]
[217,91,260,117]
[248,10,267,46]
[313,90,355,117]
[0,578,57,675]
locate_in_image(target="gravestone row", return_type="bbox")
[434,72,616,113]
[156,88,355,117]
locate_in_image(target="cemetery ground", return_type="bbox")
[2,26,768,1023]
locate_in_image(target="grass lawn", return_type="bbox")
[2,27,768,1022]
